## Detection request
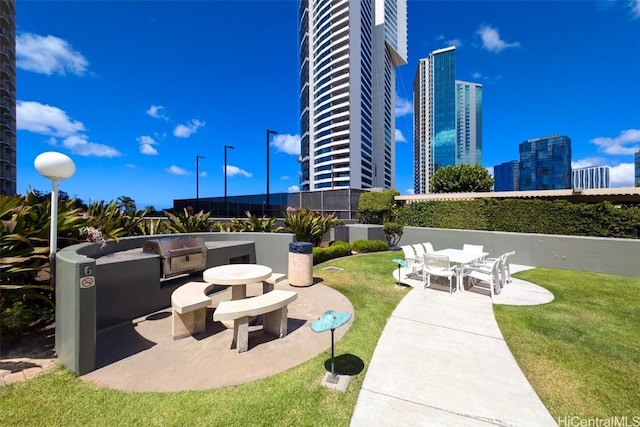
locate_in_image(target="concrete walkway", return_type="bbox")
[350,266,557,426]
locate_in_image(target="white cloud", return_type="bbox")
[395,96,412,117]
[146,105,168,120]
[60,134,120,157]
[225,165,252,178]
[436,34,463,48]
[16,33,88,76]
[272,134,301,155]
[590,129,640,155]
[280,175,291,181]
[477,25,520,53]
[609,163,635,187]
[199,171,208,178]
[630,0,640,19]
[288,185,300,193]
[166,165,189,175]
[405,188,415,195]
[486,166,494,177]
[137,135,158,155]
[571,157,606,169]
[17,100,120,157]
[17,101,85,136]
[472,72,482,79]
[125,164,136,169]
[173,119,205,138]
[395,129,407,142]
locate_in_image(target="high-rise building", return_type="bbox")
[456,80,482,166]
[519,135,571,190]
[0,0,16,196]
[298,0,407,191]
[572,166,610,189]
[494,160,519,191]
[413,46,482,194]
[635,150,640,186]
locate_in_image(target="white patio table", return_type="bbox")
[432,249,489,292]
[203,264,272,300]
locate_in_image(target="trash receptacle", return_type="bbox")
[288,242,313,287]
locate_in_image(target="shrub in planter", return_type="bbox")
[351,239,389,253]
[313,240,351,265]
[383,222,403,249]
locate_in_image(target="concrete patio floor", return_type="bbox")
[81,280,354,392]
[350,265,557,426]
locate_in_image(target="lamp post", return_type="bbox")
[196,155,205,206]
[266,129,278,216]
[224,145,234,217]
[34,152,76,286]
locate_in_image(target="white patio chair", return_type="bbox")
[420,242,434,254]
[463,244,485,265]
[479,250,515,288]
[464,256,503,298]
[422,253,457,295]
[401,245,423,276]
[412,244,427,258]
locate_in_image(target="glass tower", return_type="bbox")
[494,160,519,191]
[519,135,572,190]
[0,0,16,196]
[414,46,483,194]
[635,150,640,186]
[298,0,407,191]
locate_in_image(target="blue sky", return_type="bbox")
[16,0,640,209]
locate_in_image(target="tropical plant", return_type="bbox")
[357,189,400,224]
[430,164,494,193]
[284,208,342,246]
[163,208,213,233]
[86,200,148,239]
[383,222,404,248]
[115,195,137,214]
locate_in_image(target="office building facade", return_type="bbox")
[519,135,571,190]
[413,46,482,194]
[298,0,407,191]
[494,160,519,191]
[0,0,16,196]
[635,150,640,186]
[572,166,610,189]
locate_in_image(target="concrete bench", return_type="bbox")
[171,281,216,339]
[171,273,287,339]
[213,289,298,352]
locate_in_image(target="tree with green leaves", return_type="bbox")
[116,196,137,214]
[431,164,494,193]
[357,189,400,224]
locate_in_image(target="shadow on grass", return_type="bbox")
[324,353,365,376]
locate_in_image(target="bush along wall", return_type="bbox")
[396,199,640,239]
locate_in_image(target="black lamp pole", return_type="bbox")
[196,155,205,205]
[266,129,278,214]
[224,145,234,217]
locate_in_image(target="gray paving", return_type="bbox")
[350,265,557,426]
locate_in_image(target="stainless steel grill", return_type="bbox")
[143,236,207,279]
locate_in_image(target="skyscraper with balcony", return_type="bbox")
[298,0,407,191]
[572,166,610,189]
[413,46,483,194]
[0,0,16,196]
[519,135,571,190]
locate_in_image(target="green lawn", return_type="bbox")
[0,252,407,427]
[495,268,640,418]
[1,253,639,425]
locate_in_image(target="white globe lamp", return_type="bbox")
[34,152,76,282]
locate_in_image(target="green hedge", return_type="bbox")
[312,241,352,265]
[396,199,640,239]
[351,239,389,253]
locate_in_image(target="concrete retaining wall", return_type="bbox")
[399,227,640,277]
